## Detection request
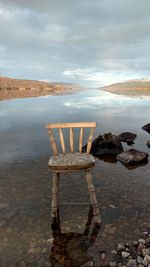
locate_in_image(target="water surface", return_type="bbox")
[0,89,150,266]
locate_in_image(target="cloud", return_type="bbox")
[0,0,150,86]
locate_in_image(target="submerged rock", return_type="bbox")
[147,140,150,148]
[83,133,123,156]
[117,149,148,165]
[142,123,150,134]
[118,132,137,145]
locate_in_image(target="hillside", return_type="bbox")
[0,77,80,100]
[102,79,150,96]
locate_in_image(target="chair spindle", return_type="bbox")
[86,127,94,154]
[59,128,66,154]
[48,128,58,156]
[79,127,84,153]
[70,128,74,153]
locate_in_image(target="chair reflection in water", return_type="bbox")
[46,122,101,226]
[50,206,100,267]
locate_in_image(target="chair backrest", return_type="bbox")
[46,122,96,156]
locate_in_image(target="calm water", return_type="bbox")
[0,89,150,267]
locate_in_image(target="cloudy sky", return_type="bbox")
[0,0,150,87]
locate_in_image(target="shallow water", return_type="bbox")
[0,89,150,266]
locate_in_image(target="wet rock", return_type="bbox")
[117,148,148,165]
[118,132,137,145]
[83,133,123,156]
[147,141,150,148]
[142,123,150,134]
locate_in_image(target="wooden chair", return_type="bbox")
[46,122,101,225]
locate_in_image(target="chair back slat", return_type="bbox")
[79,127,84,153]
[86,127,94,154]
[48,128,58,156]
[46,122,96,129]
[59,128,66,154]
[46,122,96,155]
[70,128,74,153]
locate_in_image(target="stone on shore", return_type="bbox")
[142,123,150,134]
[117,149,148,165]
[147,140,150,148]
[83,133,123,156]
[118,132,137,145]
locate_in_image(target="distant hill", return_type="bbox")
[0,76,81,100]
[102,79,150,96]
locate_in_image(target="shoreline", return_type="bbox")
[0,86,83,101]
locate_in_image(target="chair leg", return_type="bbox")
[85,170,101,225]
[51,172,60,220]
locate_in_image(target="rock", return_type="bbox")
[100,251,107,260]
[117,148,148,165]
[133,241,139,247]
[118,132,137,145]
[139,239,146,245]
[147,140,150,148]
[109,262,117,267]
[145,236,150,247]
[117,243,125,251]
[127,259,137,267]
[83,133,123,156]
[121,251,130,258]
[137,255,144,264]
[144,255,150,264]
[142,248,150,256]
[142,123,150,134]
[111,250,117,255]
[47,238,54,246]
[81,261,93,267]
[137,243,146,255]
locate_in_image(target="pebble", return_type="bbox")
[139,239,146,245]
[142,248,150,256]
[121,251,130,258]
[145,236,150,247]
[100,251,106,260]
[47,238,54,246]
[81,261,93,267]
[117,243,125,251]
[127,259,137,267]
[144,255,150,264]
[133,241,139,247]
[109,261,117,267]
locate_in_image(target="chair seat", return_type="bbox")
[48,153,95,171]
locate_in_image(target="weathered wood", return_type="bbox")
[59,128,66,154]
[86,127,94,154]
[48,128,58,156]
[70,128,74,153]
[79,127,84,153]
[85,170,101,225]
[46,122,96,129]
[49,152,95,171]
[51,172,60,219]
